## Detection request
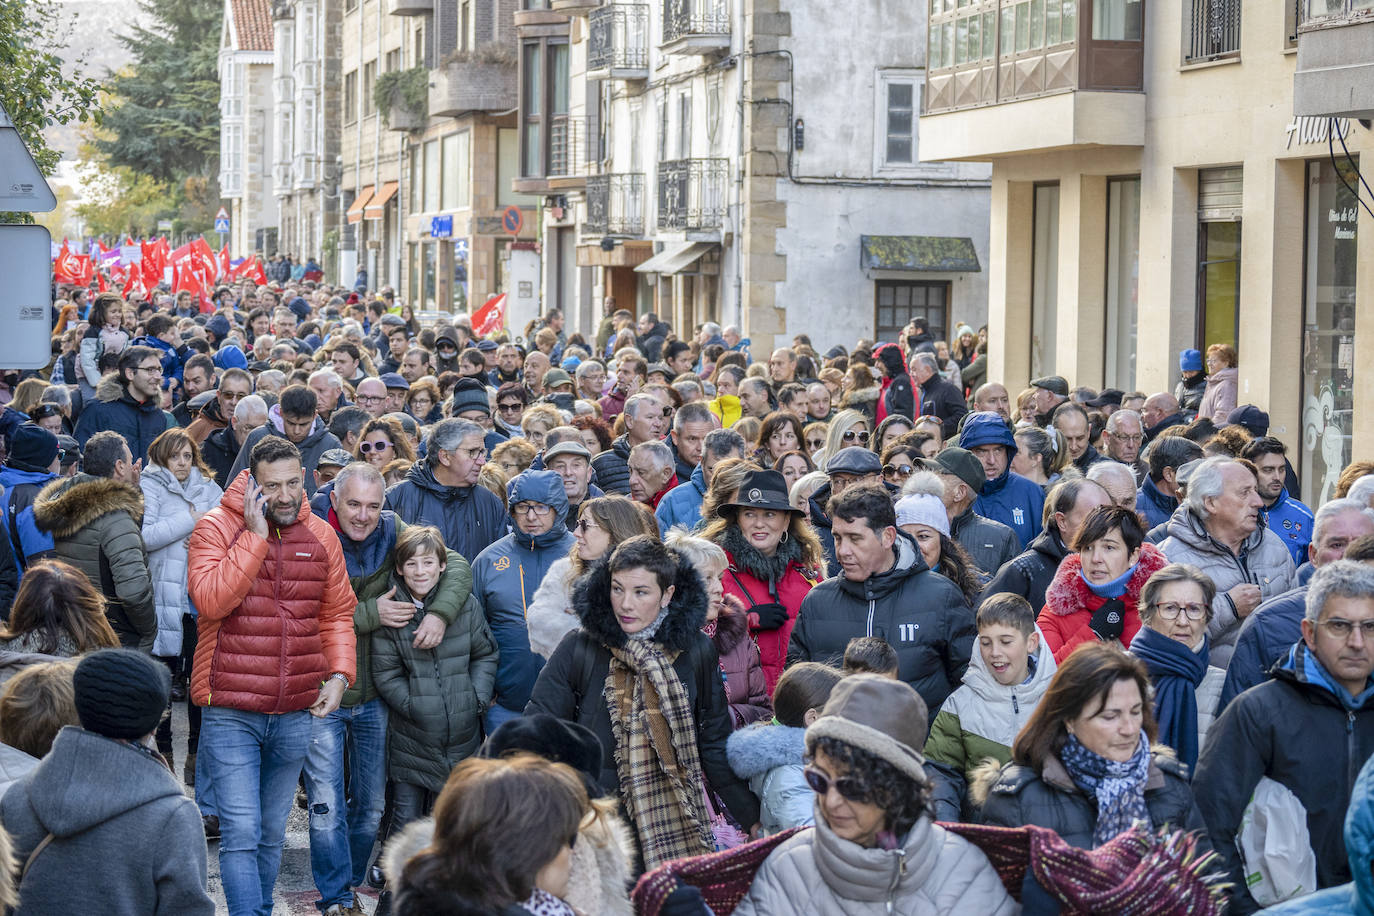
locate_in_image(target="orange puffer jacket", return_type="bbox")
[188,470,357,713]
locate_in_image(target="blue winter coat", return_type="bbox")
[1217,586,1307,714]
[962,412,1042,547]
[0,466,60,562]
[385,461,508,563]
[472,471,575,712]
[1263,488,1315,567]
[655,464,706,535]
[726,723,813,835]
[1136,476,1177,530]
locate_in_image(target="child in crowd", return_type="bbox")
[725,662,843,834]
[371,526,499,833]
[841,636,900,678]
[923,593,1057,822]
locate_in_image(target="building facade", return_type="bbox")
[219,0,278,256]
[920,0,1373,507]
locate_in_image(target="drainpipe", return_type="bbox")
[732,0,744,331]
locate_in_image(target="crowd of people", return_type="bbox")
[0,280,1368,916]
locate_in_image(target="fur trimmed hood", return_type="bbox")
[32,474,145,538]
[840,386,880,408]
[571,554,708,652]
[1043,542,1167,617]
[709,595,750,656]
[94,373,128,404]
[727,722,806,781]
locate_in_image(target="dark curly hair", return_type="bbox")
[811,736,933,835]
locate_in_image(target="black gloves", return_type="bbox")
[751,601,790,631]
[1090,598,1126,642]
[659,884,713,916]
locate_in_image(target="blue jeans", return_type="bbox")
[200,706,313,916]
[304,699,389,910]
[483,702,523,735]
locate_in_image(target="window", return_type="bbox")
[346,0,358,10]
[385,49,400,72]
[1197,166,1242,350]
[459,2,471,52]
[220,123,243,196]
[415,24,428,67]
[1184,0,1241,63]
[1030,182,1060,378]
[362,61,377,116]
[521,42,543,176]
[423,139,440,213]
[520,40,569,178]
[441,132,471,210]
[885,82,914,164]
[344,70,358,125]
[677,92,691,159]
[1092,0,1142,39]
[875,282,948,345]
[409,143,423,211]
[1104,177,1141,390]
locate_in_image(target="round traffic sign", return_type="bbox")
[502,206,523,235]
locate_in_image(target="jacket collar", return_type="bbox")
[1042,751,1166,794]
[571,555,708,652]
[810,808,941,902]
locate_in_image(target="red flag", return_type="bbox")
[191,237,219,285]
[233,255,268,286]
[219,245,231,279]
[96,271,107,293]
[122,268,147,301]
[471,293,507,337]
[73,255,94,287]
[53,240,79,284]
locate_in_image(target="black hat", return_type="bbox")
[450,378,490,417]
[480,713,605,796]
[1084,388,1124,409]
[1030,375,1070,398]
[56,435,80,469]
[1227,405,1270,438]
[8,424,59,473]
[922,446,987,495]
[73,649,170,740]
[825,446,883,477]
[724,469,798,515]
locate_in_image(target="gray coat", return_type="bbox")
[1160,506,1296,668]
[2,727,213,915]
[139,465,223,656]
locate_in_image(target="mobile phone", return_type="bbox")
[248,475,268,516]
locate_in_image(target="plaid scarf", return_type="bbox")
[605,638,714,869]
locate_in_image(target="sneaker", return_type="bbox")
[346,893,367,916]
[170,674,187,702]
[183,752,196,788]
[202,815,220,841]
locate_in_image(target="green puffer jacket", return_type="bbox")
[343,517,473,708]
[372,582,498,792]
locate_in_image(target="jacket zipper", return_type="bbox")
[275,526,287,712]
[1349,710,1358,794]
[886,848,906,913]
[866,598,875,638]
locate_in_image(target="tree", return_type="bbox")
[96,0,220,183]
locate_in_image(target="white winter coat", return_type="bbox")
[139,465,223,657]
[526,555,581,659]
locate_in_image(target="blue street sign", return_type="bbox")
[430,214,453,238]
[214,217,230,233]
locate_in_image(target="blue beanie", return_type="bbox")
[1179,349,1203,372]
[213,344,249,371]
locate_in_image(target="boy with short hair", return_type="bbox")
[841,636,899,679]
[923,594,1057,821]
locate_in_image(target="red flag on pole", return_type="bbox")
[53,240,79,284]
[219,245,231,279]
[471,293,507,337]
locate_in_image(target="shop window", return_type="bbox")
[1197,222,1241,352]
[1030,182,1060,378]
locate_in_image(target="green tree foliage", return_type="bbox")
[96,0,221,183]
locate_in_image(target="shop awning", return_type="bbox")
[346,187,373,225]
[859,235,981,272]
[364,181,399,220]
[633,241,714,275]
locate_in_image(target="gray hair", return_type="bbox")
[1184,456,1236,519]
[1314,498,1374,546]
[624,392,658,420]
[702,322,722,338]
[674,401,714,430]
[663,529,728,578]
[1347,475,1374,507]
[308,368,344,390]
[910,352,939,374]
[704,428,746,460]
[1305,559,1374,622]
[1105,409,1143,434]
[333,461,385,499]
[39,385,71,410]
[235,394,269,425]
[1087,460,1137,493]
[629,439,674,472]
[1139,563,1217,625]
[574,360,604,380]
[427,418,485,466]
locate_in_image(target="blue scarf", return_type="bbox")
[1058,732,1152,848]
[1130,627,1208,771]
[1079,561,1139,599]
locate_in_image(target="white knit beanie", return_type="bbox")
[894,493,950,536]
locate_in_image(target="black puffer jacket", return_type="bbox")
[788,531,973,713]
[384,462,508,563]
[72,375,175,464]
[950,506,1020,577]
[981,529,1068,609]
[806,481,836,575]
[977,749,1206,851]
[590,435,633,497]
[525,556,760,830]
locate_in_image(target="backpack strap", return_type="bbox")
[20,832,56,882]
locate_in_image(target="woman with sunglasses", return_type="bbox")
[1129,564,1224,769]
[815,409,868,468]
[701,469,822,696]
[879,442,920,489]
[355,417,418,469]
[526,496,658,660]
[754,412,806,466]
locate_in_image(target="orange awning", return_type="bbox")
[346,187,374,224]
[364,181,399,220]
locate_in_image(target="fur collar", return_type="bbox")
[571,555,708,652]
[32,474,145,538]
[841,387,879,407]
[726,722,806,779]
[94,374,128,403]
[719,523,802,584]
[710,598,750,655]
[1043,543,1168,616]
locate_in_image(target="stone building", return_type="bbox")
[218,0,277,256]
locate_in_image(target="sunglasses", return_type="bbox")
[575,519,602,533]
[498,402,524,411]
[359,440,392,453]
[806,438,825,450]
[802,765,870,803]
[842,430,870,444]
[883,463,914,476]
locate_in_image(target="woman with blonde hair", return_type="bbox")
[1198,343,1238,425]
[491,438,537,478]
[814,408,869,469]
[10,379,48,418]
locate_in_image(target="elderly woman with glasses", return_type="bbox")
[1129,563,1225,769]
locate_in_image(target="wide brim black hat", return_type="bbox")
[722,468,800,515]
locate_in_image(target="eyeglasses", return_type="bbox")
[884,463,914,477]
[359,440,392,454]
[802,765,870,803]
[356,395,386,405]
[514,502,553,517]
[1111,434,1144,445]
[576,519,602,533]
[1318,618,1374,640]
[135,364,163,375]
[498,402,524,412]
[1151,602,1209,621]
[842,430,870,444]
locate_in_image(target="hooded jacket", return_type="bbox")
[1176,373,1208,414]
[1038,543,1168,663]
[806,481,838,573]
[200,424,243,490]
[839,385,880,425]
[384,459,509,564]
[473,471,575,712]
[139,465,224,655]
[2,727,214,915]
[1262,750,1374,916]
[73,375,176,463]
[1218,586,1307,713]
[227,406,344,497]
[961,412,1045,547]
[982,529,1068,611]
[709,598,772,727]
[727,723,813,835]
[32,474,156,651]
[733,806,1016,916]
[590,434,633,496]
[718,524,815,695]
[0,464,61,563]
[1160,506,1296,668]
[656,464,706,535]
[188,469,357,713]
[874,344,915,422]
[788,531,974,713]
[925,627,1058,821]
[525,556,761,829]
[1194,644,1374,915]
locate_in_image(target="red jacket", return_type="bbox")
[721,550,815,696]
[188,470,357,713]
[1038,543,1167,664]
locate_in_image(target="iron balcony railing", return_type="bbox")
[662,0,729,45]
[546,116,604,179]
[589,4,650,72]
[1185,0,1242,62]
[656,158,727,231]
[586,173,646,236]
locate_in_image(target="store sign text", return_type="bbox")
[1286,116,1352,149]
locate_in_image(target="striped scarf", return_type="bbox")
[605,638,714,869]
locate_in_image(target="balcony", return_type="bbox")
[513,117,603,193]
[589,3,650,79]
[389,0,432,15]
[661,0,730,54]
[586,173,646,236]
[1295,0,1374,118]
[551,0,600,14]
[656,158,727,233]
[919,0,1145,160]
[429,47,518,116]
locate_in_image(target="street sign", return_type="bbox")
[502,206,523,235]
[0,225,55,369]
[215,206,229,220]
[0,104,55,212]
[157,219,173,231]
[430,214,453,238]
[214,217,231,233]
